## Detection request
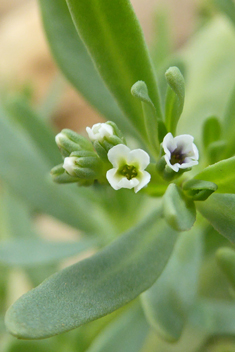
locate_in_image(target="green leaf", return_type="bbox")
[163,184,196,231]
[5,209,178,339]
[4,96,61,167]
[194,156,235,193]
[216,247,235,290]
[165,66,185,135]
[0,239,94,267]
[214,0,235,26]
[190,299,235,335]
[202,116,221,151]
[0,107,106,234]
[197,193,235,243]
[182,179,218,201]
[86,305,149,352]
[131,81,160,156]
[38,0,137,136]
[65,0,162,142]
[141,228,202,342]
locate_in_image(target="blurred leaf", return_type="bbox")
[163,184,196,232]
[179,17,235,138]
[197,193,235,243]
[0,189,37,240]
[151,9,172,69]
[202,116,222,151]
[216,247,235,291]
[5,209,178,339]
[65,0,162,143]
[141,228,202,341]
[38,0,137,137]
[0,107,106,234]
[4,97,61,167]
[0,239,94,267]
[194,156,235,194]
[165,66,185,136]
[207,140,227,165]
[86,305,149,352]
[223,83,235,157]
[190,299,235,335]
[214,0,235,26]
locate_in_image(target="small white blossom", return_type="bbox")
[106,144,151,193]
[86,123,114,142]
[162,133,199,172]
[63,157,77,176]
[55,132,65,147]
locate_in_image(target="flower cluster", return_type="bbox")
[52,122,199,193]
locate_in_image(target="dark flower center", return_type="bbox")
[170,148,186,165]
[120,164,138,180]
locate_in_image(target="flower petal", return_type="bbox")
[117,177,139,190]
[127,149,150,169]
[107,144,130,167]
[86,123,113,141]
[164,156,180,172]
[106,168,122,190]
[134,171,151,193]
[63,157,77,176]
[174,134,194,154]
[162,133,177,158]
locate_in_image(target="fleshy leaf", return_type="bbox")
[0,239,94,267]
[197,193,235,243]
[216,247,235,290]
[163,184,196,231]
[86,305,149,352]
[194,156,235,194]
[65,0,162,142]
[141,228,202,342]
[38,0,137,136]
[5,209,178,339]
[182,179,218,201]
[165,66,185,136]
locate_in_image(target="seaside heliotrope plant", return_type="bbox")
[3,0,235,350]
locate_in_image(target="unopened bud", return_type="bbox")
[63,150,103,180]
[55,129,93,157]
[50,164,80,184]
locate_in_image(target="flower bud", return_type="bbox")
[55,129,93,157]
[63,150,103,180]
[86,122,126,161]
[50,164,80,184]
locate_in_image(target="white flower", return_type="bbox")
[106,144,151,193]
[63,157,77,176]
[86,123,114,142]
[162,133,199,172]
